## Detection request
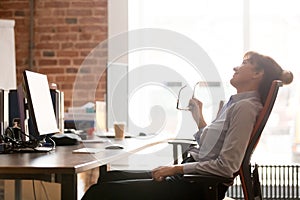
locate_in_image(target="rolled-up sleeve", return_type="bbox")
[193,128,204,144]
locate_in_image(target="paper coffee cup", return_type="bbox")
[114,122,126,139]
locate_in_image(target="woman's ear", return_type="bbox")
[253,70,264,80]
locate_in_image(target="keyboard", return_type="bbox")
[14,146,54,153]
[34,146,54,152]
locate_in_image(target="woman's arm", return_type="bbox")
[189,98,207,129]
[183,101,262,177]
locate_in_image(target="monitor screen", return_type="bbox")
[23,70,59,136]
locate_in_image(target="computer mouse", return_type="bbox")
[139,132,147,136]
[105,144,124,150]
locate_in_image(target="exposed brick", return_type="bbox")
[16,50,30,58]
[39,35,52,41]
[15,41,29,50]
[57,51,78,57]
[82,59,98,65]
[52,10,66,16]
[73,58,84,65]
[66,68,78,74]
[79,34,92,40]
[38,59,58,66]
[80,51,91,57]
[0,11,13,19]
[16,58,27,66]
[95,91,105,99]
[78,17,103,24]
[64,100,71,108]
[57,26,70,33]
[52,34,77,41]
[35,27,56,33]
[35,9,52,17]
[61,83,73,90]
[15,10,25,16]
[34,51,41,57]
[71,2,97,8]
[38,67,65,74]
[43,51,55,57]
[92,49,107,57]
[0,2,29,10]
[75,42,98,49]
[44,2,70,8]
[35,43,59,50]
[96,0,108,7]
[94,9,107,17]
[65,75,77,82]
[15,26,30,33]
[61,89,73,98]
[61,43,73,49]
[65,18,77,24]
[81,25,103,33]
[76,74,96,82]
[67,9,92,16]
[59,59,71,65]
[4,0,108,112]
[55,75,66,82]
[37,18,65,25]
[47,76,56,83]
[70,26,82,32]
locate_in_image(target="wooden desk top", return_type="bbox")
[0,134,173,176]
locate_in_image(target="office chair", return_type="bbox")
[169,80,283,200]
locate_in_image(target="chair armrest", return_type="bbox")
[168,139,198,164]
[168,139,197,145]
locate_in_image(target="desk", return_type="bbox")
[0,134,173,200]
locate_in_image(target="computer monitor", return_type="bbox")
[22,70,60,139]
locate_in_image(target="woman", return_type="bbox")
[82,51,293,200]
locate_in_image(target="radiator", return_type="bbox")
[226,165,300,199]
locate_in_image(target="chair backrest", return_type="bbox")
[238,80,283,200]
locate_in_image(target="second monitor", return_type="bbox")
[22,70,60,140]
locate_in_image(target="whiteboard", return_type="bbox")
[0,19,16,90]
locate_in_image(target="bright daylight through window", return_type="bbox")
[128,0,300,164]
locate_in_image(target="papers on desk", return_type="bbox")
[72,148,103,154]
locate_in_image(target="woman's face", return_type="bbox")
[230,57,262,91]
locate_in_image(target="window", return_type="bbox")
[128,0,300,164]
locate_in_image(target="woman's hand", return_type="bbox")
[188,98,207,129]
[151,166,183,182]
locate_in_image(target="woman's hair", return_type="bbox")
[244,51,293,104]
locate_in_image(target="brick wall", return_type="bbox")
[0,0,108,110]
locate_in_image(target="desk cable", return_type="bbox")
[0,127,56,153]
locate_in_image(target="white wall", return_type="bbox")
[107,0,129,130]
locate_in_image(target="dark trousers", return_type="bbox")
[81,157,228,200]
